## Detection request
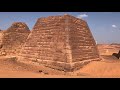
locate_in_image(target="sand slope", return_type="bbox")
[0,55,120,78]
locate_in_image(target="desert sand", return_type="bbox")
[0,54,120,78]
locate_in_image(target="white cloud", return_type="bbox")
[112,25,117,28]
[77,14,88,19]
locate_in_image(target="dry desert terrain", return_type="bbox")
[0,55,119,78]
[0,44,120,78]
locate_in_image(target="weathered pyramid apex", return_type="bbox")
[6,22,30,33]
[11,22,28,28]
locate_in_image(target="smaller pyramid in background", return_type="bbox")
[0,22,30,56]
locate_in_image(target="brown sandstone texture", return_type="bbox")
[0,22,30,56]
[18,14,100,71]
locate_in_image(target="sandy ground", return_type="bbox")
[0,55,120,78]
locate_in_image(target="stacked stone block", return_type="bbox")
[0,22,30,56]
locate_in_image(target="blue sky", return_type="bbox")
[0,12,120,44]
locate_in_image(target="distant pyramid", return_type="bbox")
[0,22,30,56]
[6,22,30,33]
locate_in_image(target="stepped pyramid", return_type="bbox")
[18,14,100,71]
[0,22,30,56]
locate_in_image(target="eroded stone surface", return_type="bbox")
[6,22,30,33]
[0,22,30,56]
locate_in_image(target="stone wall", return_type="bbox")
[18,14,100,71]
[0,22,30,56]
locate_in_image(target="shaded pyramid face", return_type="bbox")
[0,22,30,56]
[18,14,100,71]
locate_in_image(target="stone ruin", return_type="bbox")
[17,14,100,71]
[0,22,30,56]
